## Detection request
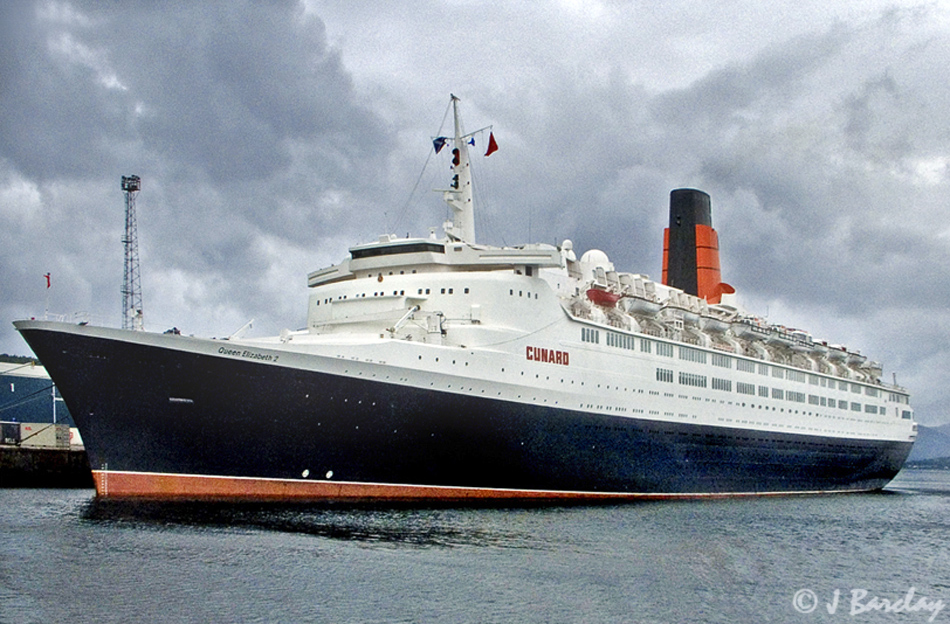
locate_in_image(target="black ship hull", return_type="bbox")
[17,322,913,501]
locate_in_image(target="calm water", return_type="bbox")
[2,471,949,624]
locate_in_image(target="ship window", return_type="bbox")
[787,370,807,383]
[441,288,446,294]
[712,378,731,391]
[464,288,470,294]
[656,368,673,383]
[711,353,732,368]
[736,359,756,373]
[678,346,706,364]
[679,372,707,388]
[758,364,769,375]
[902,410,912,419]
[851,402,861,412]
[640,338,652,353]
[351,242,445,259]
[448,288,453,294]
[772,388,784,400]
[581,327,600,344]
[656,343,673,357]
[838,400,848,409]
[737,382,755,395]
[851,383,861,394]
[771,367,784,379]
[865,405,877,414]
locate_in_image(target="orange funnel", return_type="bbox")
[662,188,732,304]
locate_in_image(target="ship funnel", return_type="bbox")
[661,188,734,304]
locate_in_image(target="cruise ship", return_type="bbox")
[15,96,915,501]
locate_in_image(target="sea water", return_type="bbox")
[2,470,949,624]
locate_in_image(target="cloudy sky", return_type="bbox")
[2,0,949,423]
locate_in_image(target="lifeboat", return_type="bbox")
[766,326,796,347]
[586,287,622,307]
[789,330,814,353]
[847,350,868,367]
[732,317,769,341]
[826,345,848,362]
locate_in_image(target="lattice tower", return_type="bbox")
[121,175,144,331]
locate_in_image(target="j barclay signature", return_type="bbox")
[794,588,944,621]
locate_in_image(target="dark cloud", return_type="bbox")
[652,27,848,130]
[0,0,393,348]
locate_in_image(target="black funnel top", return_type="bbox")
[666,188,712,296]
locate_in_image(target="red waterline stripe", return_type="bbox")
[90,471,874,502]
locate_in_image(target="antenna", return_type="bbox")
[121,175,144,331]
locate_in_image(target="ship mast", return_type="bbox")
[442,95,476,243]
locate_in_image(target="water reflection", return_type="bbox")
[80,498,557,549]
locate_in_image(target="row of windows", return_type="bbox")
[787,370,808,383]
[607,332,637,350]
[679,346,706,364]
[679,372,707,388]
[316,286,472,305]
[352,242,445,259]
[737,359,757,373]
[595,329,907,402]
[787,391,806,403]
[590,330,675,356]
[509,289,538,299]
[582,327,600,344]
[652,368,893,414]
